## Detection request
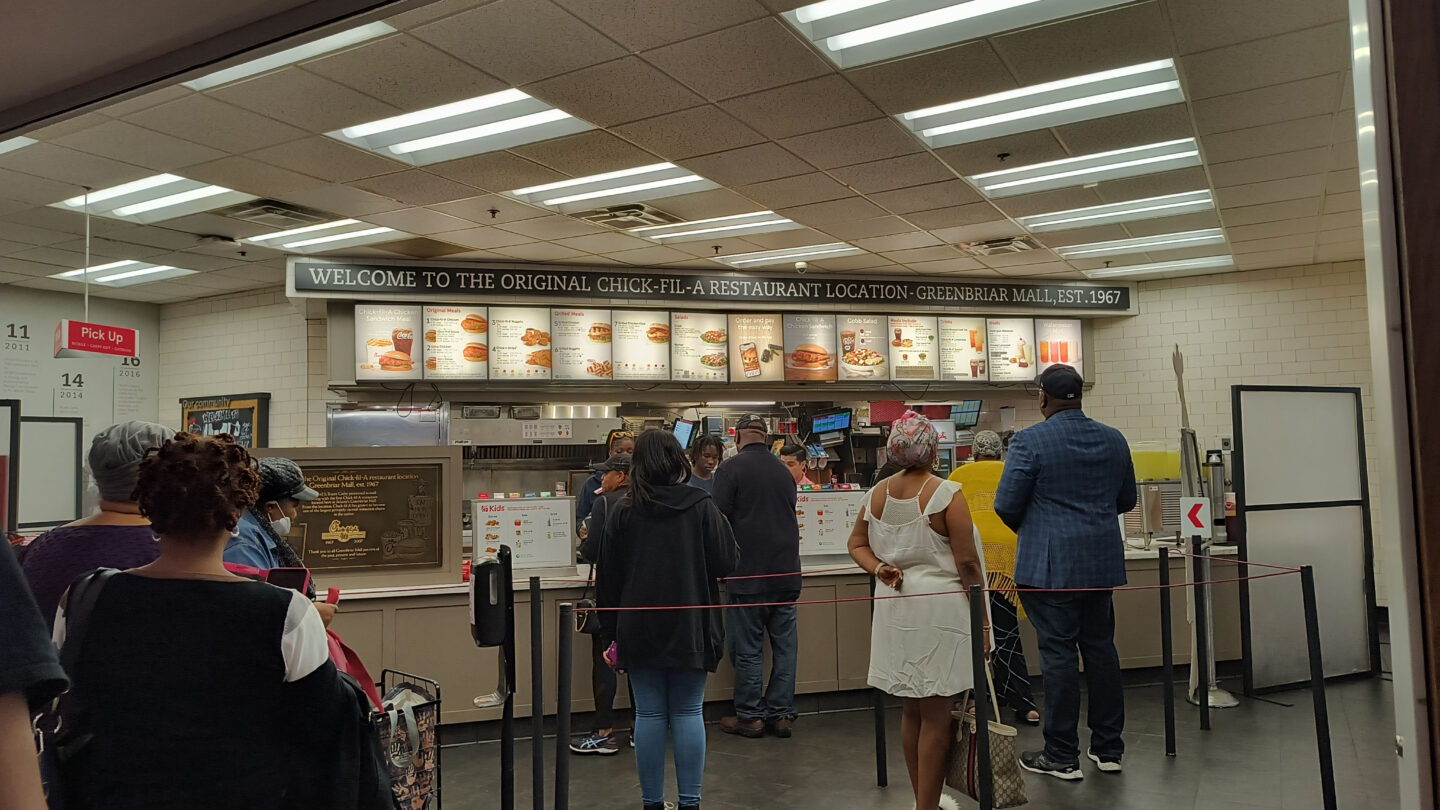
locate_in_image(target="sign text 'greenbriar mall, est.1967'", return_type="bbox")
[288,259,1132,312]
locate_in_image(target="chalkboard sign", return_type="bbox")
[179,393,270,448]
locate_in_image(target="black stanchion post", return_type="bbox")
[1159,548,1177,757]
[529,576,544,810]
[969,584,994,810]
[869,576,887,788]
[1191,536,1211,731]
[502,549,517,810]
[1300,566,1338,810]
[556,603,573,810]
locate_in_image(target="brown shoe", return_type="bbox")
[767,717,795,738]
[720,716,763,738]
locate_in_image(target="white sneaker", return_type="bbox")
[1087,749,1123,773]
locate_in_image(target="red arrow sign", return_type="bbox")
[1187,503,1205,529]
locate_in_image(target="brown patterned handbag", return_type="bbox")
[947,665,1029,807]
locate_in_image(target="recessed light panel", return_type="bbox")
[243,219,407,253]
[715,242,863,267]
[968,138,1202,198]
[328,89,593,166]
[1081,255,1234,280]
[785,0,1131,68]
[183,22,396,90]
[0,136,36,156]
[1019,190,1215,232]
[47,174,256,224]
[630,212,804,242]
[898,60,1183,147]
[1055,228,1226,260]
[505,163,718,215]
[48,261,198,287]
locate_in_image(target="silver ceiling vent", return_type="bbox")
[958,236,1041,256]
[212,199,331,229]
[574,203,684,229]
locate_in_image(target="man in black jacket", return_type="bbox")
[713,415,802,738]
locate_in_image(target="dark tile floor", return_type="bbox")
[439,678,1399,810]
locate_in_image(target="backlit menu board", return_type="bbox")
[671,312,728,382]
[551,308,612,381]
[423,306,487,380]
[888,316,939,380]
[729,314,785,382]
[783,314,838,382]
[355,304,422,381]
[1035,318,1083,377]
[939,316,988,381]
[489,307,552,379]
[837,314,888,381]
[987,318,1036,382]
[613,310,669,381]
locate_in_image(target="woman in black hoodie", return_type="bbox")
[596,430,738,810]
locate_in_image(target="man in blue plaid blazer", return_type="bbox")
[995,364,1137,781]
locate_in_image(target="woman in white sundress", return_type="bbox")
[848,410,990,810]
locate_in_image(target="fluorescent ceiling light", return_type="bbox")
[706,401,777,406]
[182,22,395,90]
[0,136,37,156]
[785,0,1130,68]
[112,185,231,217]
[632,211,804,242]
[329,89,591,167]
[243,219,361,243]
[505,163,718,214]
[968,138,1202,198]
[95,265,176,283]
[243,219,406,253]
[49,173,254,223]
[1082,255,1234,279]
[1055,228,1226,260]
[283,226,396,249]
[52,260,141,279]
[716,243,863,267]
[897,60,1183,147]
[1019,190,1215,232]
[61,174,184,208]
[48,261,197,287]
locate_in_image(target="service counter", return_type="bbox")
[329,546,1241,725]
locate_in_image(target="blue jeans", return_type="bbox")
[1019,589,1125,765]
[629,668,709,806]
[727,591,799,722]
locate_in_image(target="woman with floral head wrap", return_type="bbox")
[847,411,990,810]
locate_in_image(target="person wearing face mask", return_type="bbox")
[225,457,335,625]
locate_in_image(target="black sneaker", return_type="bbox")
[1020,750,1084,781]
[570,732,620,756]
[1087,749,1123,773]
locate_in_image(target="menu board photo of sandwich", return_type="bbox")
[612,310,670,381]
[988,318,1037,382]
[355,304,422,381]
[728,314,785,383]
[888,316,939,380]
[938,316,988,381]
[552,309,613,381]
[1035,318,1084,377]
[782,314,838,382]
[671,312,728,382]
[422,306,488,380]
[837,314,889,380]
[489,307,552,379]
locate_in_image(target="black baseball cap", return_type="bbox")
[589,453,632,473]
[258,457,319,503]
[1037,364,1083,400]
[734,414,769,433]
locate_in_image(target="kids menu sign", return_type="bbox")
[289,259,1131,312]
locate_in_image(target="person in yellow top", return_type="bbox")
[950,430,1040,726]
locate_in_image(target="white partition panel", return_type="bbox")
[17,417,82,529]
[0,400,18,532]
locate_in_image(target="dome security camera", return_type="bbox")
[795,261,808,275]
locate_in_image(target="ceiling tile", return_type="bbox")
[1199,115,1336,163]
[852,231,943,253]
[904,202,1006,230]
[209,67,404,133]
[980,248,1060,267]
[1320,210,1362,232]
[364,207,476,234]
[829,153,954,195]
[643,18,831,101]
[998,263,1078,278]
[51,120,226,171]
[125,94,308,153]
[989,187,1104,218]
[775,196,886,226]
[870,180,981,215]
[497,215,606,239]
[1234,247,1316,270]
[354,170,483,205]
[805,254,888,272]
[275,183,408,217]
[933,130,1068,177]
[493,242,591,261]
[1215,174,1327,209]
[527,56,705,127]
[816,216,918,240]
[4,206,124,235]
[603,245,697,265]
[1326,169,1359,195]
[719,75,882,140]
[678,143,814,187]
[1052,104,1194,155]
[300,34,509,109]
[440,226,537,249]
[612,105,766,160]
[666,238,762,257]
[1315,242,1363,263]
[54,237,175,261]
[554,0,767,51]
[991,2,1171,85]
[1168,0,1348,54]
[881,246,964,264]
[0,143,151,190]
[1122,210,1223,236]
[159,212,280,242]
[1232,233,1316,254]
[1327,139,1359,171]
[1226,217,1320,243]
[410,0,627,85]
[1324,191,1360,214]
[779,118,920,170]
[1180,23,1349,101]
[510,130,660,176]
[740,228,832,250]
[652,187,761,219]
[93,224,209,250]
[21,112,112,141]
[433,194,550,224]
[0,167,82,205]
[737,172,851,208]
[1033,224,1132,247]
[248,136,401,183]
[428,151,569,192]
[929,221,1021,245]
[1094,166,1211,203]
[904,257,985,274]
[383,0,501,29]
[1192,74,1346,136]
[553,231,655,253]
[97,85,193,118]
[1209,147,1332,188]
[845,41,1015,115]
[1220,197,1323,227]
[184,156,326,196]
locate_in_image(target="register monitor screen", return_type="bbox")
[811,409,852,434]
[672,419,696,449]
[953,400,982,429]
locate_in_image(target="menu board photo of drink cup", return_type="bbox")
[939,316,988,381]
[987,318,1037,382]
[783,314,838,382]
[551,309,612,381]
[355,304,422,381]
[888,316,939,380]
[671,312,728,382]
[1035,318,1084,376]
[612,310,670,381]
[489,307,552,379]
[422,306,488,380]
[837,315,889,380]
[729,314,785,382]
